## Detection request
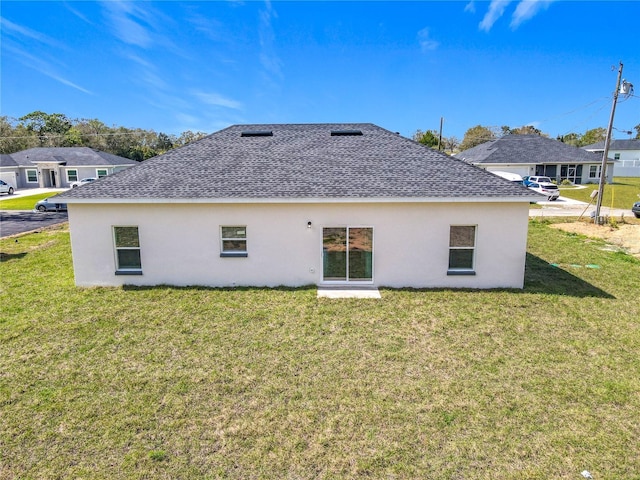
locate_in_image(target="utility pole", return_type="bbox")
[438,117,444,151]
[594,62,624,223]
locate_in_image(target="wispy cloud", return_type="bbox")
[3,43,92,95]
[258,1,283,87]
[464,1,476,14]
[64,2,93,25]
[510,0,553,29]
[101,1,153,48]
[478,0,554,32]
[479,0,512,32]
[418,27,439,52]
[192,92,243,111]
[0,16,65,49]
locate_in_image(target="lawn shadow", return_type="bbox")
[0,252,27,262]
[121,284,317,293]
[524,253,615,298]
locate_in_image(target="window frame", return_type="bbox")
[66,169,78,182]
[26,169,38,183]
[220,226,248,257]
[113,226,143,275]
[96,168,108,178]
[447,225,477,276]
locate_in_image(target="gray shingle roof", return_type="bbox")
[0,154,18,168]
[6,147,137,167]
[57,123,537,201]
[456,134,608,165]
[583,139,640,151]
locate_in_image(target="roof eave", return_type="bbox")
[60,195,541,205]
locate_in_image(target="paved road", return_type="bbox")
[530,197,634,218]
[0,211,68,238]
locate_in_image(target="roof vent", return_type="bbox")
[241,130,273,137]
[330,129,363,136]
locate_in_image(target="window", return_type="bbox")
[220,226,247,257]
[114,226,142,274]
[96,169,108,178]
[67,169,78,182]
[26,169,38,183]
[589,165,600,179]
[448,225,476,274]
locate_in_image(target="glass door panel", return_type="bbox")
[348,228,373,281]
[323,228,347,281]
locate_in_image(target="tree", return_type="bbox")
[0,116,39,153]
[504,125,547,136]
[412,129,440,148]
[634,123,640,139]
[460,125,496,151]
[557,133,581,146]
[580,127,607,147]
[0,110,210,158]
[175,130,208,147]
[18,111,73,147]
[443,136,459,153]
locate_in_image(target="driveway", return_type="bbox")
[0,211,68,238]
[530,196,633,218]
[1,188,69,237]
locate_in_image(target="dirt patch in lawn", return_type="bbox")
[549,222,640,258]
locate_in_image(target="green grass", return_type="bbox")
[0,192,57,210]
[1,222,640,479]
[560,176,640,210]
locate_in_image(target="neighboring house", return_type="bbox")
[583,139,640,177]
[55,123,539,290]
[456,135,614,184]
[0,147,138,190]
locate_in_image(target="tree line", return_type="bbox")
[414,123,640,153]
[3,111,638,160]
[0,111,208,161]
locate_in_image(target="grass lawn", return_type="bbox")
[559,177,640,210]
[0,192,59,210]
[1,222,639,479]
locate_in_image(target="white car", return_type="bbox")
[70,177,96,188]
[0,180,14,195]
[527,181,560,201]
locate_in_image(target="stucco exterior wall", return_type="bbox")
[67,201,530,289]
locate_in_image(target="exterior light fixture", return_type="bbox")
[307,221,312,228]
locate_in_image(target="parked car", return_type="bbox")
[35,197,67,212]
[523,176,554,187]
[527,181,560,201]
[0,179,14,195]
[70,177,96,188]
[632,201,640,218]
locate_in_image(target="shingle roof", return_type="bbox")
[6,147,137,167]
[456,134,609,165]
[57,123,537,201]
[582,139,640,151]
[0,154,18,168]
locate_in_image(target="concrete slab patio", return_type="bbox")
[317,287,382,299]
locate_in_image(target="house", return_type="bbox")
[456,134,614,184]
[0,147,138,190]
[583,139,640,177]
[55,123,539,289]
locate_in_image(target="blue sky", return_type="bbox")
[1,1,639,141]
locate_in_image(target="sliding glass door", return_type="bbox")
[322,227,373,282]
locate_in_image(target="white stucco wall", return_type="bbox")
[67,201,530,289]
